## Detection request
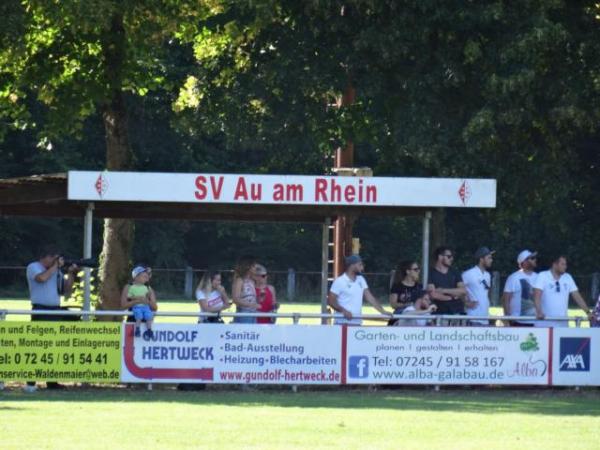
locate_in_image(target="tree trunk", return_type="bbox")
[97,13,134,313]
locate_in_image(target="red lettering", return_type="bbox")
[250,183,262,201]
[315,179,327,201]
[330,179,341,202]
[195,176,207,200]
[344,185,355,202]
[210,176,224,200]
[366,185,377,203]
[273,183,284,201]
[234,177,262,201]
[234,177,248,200]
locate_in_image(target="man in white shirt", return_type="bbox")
[502,250,538,326]
[533,255,591,328]
[462,247,494,326]
[328,255,391,325]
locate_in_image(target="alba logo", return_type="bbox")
[349,356,369,378]
[559,337,590,372]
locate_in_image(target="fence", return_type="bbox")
[1,266,599,306]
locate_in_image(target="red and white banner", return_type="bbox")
[118,323,600,386]
[121,324,342,384]
[68,171,496,208]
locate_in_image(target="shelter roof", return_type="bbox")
[0,172,435,222]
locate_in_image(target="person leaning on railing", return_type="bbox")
[533,254,592,327]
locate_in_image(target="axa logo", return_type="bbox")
[458,180,472,205]
[349,356,369,378]
[559,337,590,372]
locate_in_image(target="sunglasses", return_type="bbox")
[410,267,420,272]
[481,279,490,290]
[555,281,560,293]
[443,254,454,259]
[260,274,268,278]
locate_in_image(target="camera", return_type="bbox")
[59,256,98,268]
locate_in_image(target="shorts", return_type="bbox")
[132,304,153,321]
[233,307,256,324]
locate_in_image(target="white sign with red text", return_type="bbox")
[344,327,550,385]
[68,171,496,208]
[120,323,342,384]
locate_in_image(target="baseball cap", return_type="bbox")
[254,264,267,275]
[345,254,362,267]
[131,266,147,279]
[474,247,495,259]
[517,250,537,265]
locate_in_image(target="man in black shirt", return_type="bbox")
[427,246,467,318]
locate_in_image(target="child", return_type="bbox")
[393,292,437,327]
[122,266,155,338]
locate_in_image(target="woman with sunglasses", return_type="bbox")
[388,260,428,326]
[253,264,279,324]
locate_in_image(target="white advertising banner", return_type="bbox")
[121,324,342,384]
[344,327,550,385]
[551,328,600,386]
[68,171,496,208]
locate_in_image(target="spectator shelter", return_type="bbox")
[0,171,497,314]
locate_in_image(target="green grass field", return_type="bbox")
[1,298,597,448]
[1,388,599,449]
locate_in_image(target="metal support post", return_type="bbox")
[321,218,331,325]
[422,211,432,286]
[83,202,94,320]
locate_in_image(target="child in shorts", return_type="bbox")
[128,266,154,339]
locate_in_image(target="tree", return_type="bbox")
[0,0,219,309]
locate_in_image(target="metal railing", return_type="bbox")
[0,309,588,327]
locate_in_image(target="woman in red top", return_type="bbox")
[254,264,279,324]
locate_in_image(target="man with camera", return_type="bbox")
[24,245,79,391]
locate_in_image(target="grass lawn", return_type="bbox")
[0,298,590,326]
[1,388,599,449]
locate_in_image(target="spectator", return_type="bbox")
[121,266,155,338]
[196,271,231,323]
[502,250,538,326]
[231,255,259,324]
[462,247,494,326]
[392,293,437,327]
[328,254,391,325]
[427,246,467,324]
[591,295,600,327]
[25,245,79,392]
[388,260,427,326]
[533,255,591,327]
[254,264,279,324]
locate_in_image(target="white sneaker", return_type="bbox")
[23,384,37,393]
[0,381,5,391]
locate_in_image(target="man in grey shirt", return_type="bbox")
[25,245,78,391]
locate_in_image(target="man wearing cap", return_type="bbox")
[502,250,538,326]
[462,247,495,326]
[533,255,591,327]
[328,255,391,325]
